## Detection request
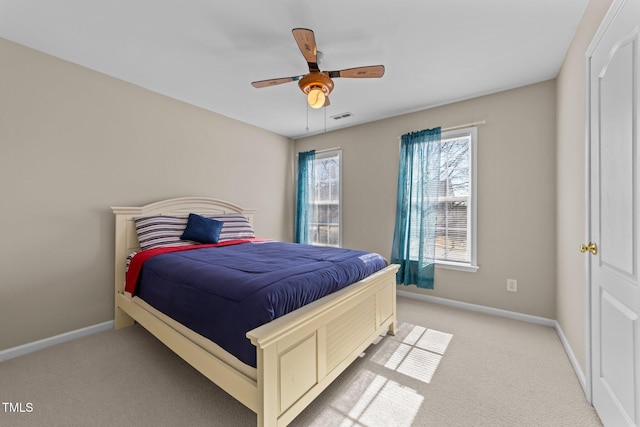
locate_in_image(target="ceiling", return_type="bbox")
[0,0,589,140]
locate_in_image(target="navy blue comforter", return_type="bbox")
[136,241,387,367]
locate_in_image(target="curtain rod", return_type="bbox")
[397,120,486,140]
[314,146,341,154]
[442,120,486,132]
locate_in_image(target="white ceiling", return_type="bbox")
[0,1,589,140]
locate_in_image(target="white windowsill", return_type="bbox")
[435,261,479,273]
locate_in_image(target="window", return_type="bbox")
[434,127,477,271]
[310,150,341,247]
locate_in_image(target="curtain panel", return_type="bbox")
[294,150,316,244]
[391,128,442,288]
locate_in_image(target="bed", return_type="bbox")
[112,197,399,427]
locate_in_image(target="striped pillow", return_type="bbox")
[208,214,255,241]
[134,214,255,250]
[134,216,191,251]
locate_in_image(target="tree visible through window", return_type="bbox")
[434,129,475,265]
[311,150,341,247]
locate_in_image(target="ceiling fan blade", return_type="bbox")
[251,76,302,88]
[328,65,385,79]
[292,28,319,72]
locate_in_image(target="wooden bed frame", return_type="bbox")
[112,197,399,427]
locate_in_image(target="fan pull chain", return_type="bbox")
[324,107,327,133]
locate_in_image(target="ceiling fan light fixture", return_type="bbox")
[298,72,334,109]
[307,87,325,109]
[251,29,385,109]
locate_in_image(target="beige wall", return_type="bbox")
[0,38,293,351]
[556,0,612,375]
[296,80,558,319]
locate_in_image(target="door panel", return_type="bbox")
[589,0,640,425]
[599,33,635,274]
[600,289,637,418]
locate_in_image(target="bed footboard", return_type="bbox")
[247,264,399,427]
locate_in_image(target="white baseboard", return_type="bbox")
[3,293,589,398]
[0,320,114,362]
[396,290,586,393]
[396,290,556,326]
[553,321,587,394]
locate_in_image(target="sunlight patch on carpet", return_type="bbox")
[371,323,452,384]
[308,369,423,427]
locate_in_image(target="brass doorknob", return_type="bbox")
[580,242,598,255]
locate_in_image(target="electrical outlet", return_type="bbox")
[507,279,518,292]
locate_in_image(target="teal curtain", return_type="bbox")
[391,128,442,288]
[294,150,316,244]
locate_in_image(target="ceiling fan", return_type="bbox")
[251,28,385,109]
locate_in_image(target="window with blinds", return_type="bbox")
[434,128,477,270]
[310,150,342,247]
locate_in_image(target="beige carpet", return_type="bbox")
[0,296,602,426]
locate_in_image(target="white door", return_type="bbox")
[588,0,640,425]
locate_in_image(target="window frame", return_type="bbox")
[435,127,478,273]
[309,149,342,247]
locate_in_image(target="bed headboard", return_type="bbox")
[111,197,256,296]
